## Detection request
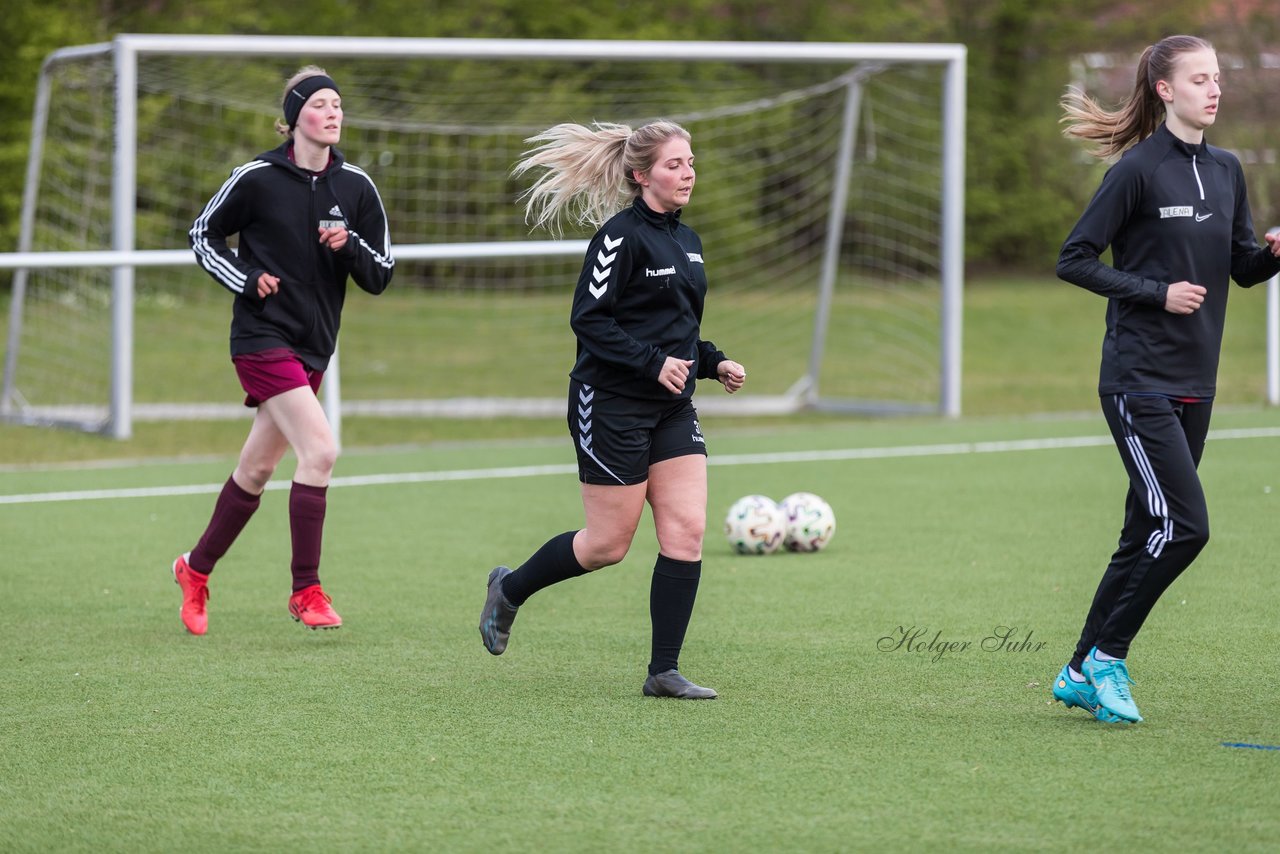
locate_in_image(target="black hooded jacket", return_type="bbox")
[190,142,395,371]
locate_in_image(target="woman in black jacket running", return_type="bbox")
[479,120,746,699]
[176,66,394,635]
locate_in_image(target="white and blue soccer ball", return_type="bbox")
[724,494,786,555]
[779,491,836,552]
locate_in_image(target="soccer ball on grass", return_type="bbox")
[779,491,836,552]
[724,494,786,555]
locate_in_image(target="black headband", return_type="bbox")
[283,75,340,130]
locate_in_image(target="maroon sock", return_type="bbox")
[289,482,328,592]
[188,476,261,574]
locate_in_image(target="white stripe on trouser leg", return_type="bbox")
[1117,396,1167,518]
[1146,529,1166,559]
[1124,435,1167,519]
[1116,395,1172,559]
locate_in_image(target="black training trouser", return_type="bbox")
[1070,394,1212,669]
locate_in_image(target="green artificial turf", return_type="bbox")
[2,412,1277,851]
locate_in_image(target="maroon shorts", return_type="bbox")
[232,348,323,408]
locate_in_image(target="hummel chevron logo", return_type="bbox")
[577,384,594,443]
[589,235,623,299]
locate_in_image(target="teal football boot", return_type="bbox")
[1081,648,1142,723]
[1052,664,1126,723]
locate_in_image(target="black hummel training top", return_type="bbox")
[569,197,727,400]
[1057,123,1279,398]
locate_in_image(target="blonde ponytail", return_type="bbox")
[513,120,692,232]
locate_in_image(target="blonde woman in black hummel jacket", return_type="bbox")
[176,66,394,636]
[479,120,746,699]
[1051,35,1280,724]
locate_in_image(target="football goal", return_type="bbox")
[1,35,966,439]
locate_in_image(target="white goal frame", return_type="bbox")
[3,34,968,441]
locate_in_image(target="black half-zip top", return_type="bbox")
[1057,123,1280,398]
[568,197,726,400]
[642,202,697,288]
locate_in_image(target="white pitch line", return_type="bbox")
[0,464,579,506]
[4,426,1280,507]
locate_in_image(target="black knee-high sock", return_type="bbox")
[501,531,587,606]
[649,555,702,676]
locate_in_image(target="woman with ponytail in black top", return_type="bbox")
[1052,35,1280,723]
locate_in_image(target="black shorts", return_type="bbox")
[567,379,707,485]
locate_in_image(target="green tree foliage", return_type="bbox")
[1,0,1251,278]
[948,0,1220,269]
[0,2,101,265]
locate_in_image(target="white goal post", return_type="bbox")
[3,35,968,440]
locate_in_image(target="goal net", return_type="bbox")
[2,36,965,438]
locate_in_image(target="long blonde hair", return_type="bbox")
[512,120,692,232]
[1061,35,1213,159]
[274,65,332,138]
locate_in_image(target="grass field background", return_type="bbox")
[2,273,1275,463]
[2,276,1279,850]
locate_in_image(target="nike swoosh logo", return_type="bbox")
[1195,212,1213,222]
[1056,679,1100,712]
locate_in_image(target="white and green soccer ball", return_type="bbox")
[779,492,836,552]
[724,494,786,555]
